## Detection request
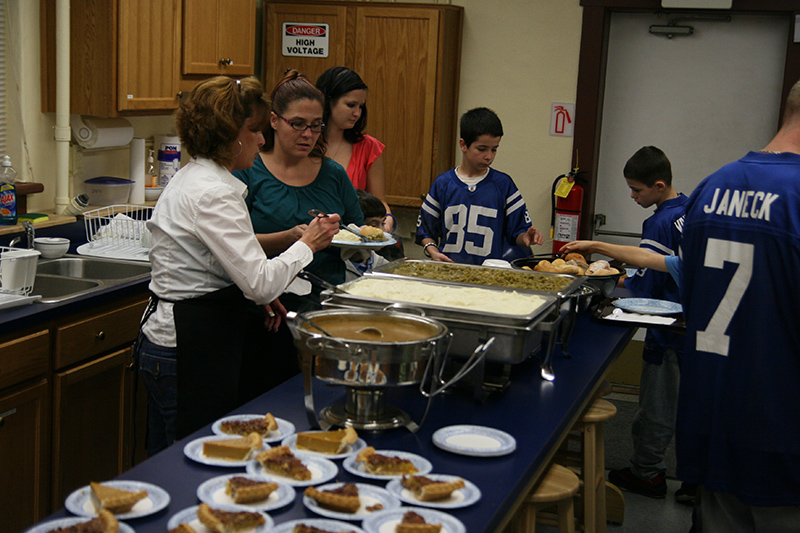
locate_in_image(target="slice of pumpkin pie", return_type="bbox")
[89,481,148,514]
[202,432,262,461]
[295,427,358,454]
[196,503,265,533]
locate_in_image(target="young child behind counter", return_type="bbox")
[605,145,693,502]
[415,107,543,265]
[344,190,391,281]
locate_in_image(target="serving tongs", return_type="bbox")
[308,209,368,242]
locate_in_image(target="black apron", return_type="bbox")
[171,284,299,439]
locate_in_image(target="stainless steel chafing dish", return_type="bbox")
[320,273,560,365]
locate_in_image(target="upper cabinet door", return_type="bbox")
[183,0,256,76]
[263,3,347,91]
[117,0,182,112]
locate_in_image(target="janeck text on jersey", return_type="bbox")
[702,188,778,220]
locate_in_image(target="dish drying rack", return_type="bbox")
[77,205,153,262]
[0,246,40,296]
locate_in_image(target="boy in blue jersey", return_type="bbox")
[415,107,544,264]
[607,146,689,500]
[675,81,800,530]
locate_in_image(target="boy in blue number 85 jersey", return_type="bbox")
[415,107,544,264]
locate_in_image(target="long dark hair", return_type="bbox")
[316,66,368,144]
[263,69,326,158]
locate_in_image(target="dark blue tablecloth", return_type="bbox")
[31,312,633,533]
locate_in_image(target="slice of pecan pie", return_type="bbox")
[220,413,279,437]
[304,483,361,514]
[401,475,465,501]
[355,447,418,476]
[225,476,279,504]
[196,502,265,533]
[395,510,442,533]
[293,524,356,533]
[255,445,312,480]
[46,509,119,533]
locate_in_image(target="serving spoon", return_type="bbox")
[308,209,368,242]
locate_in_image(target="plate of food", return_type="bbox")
[65,480,170,519]
[183,433,267,467]
[196,474,295,512]
[245,446,338,487]
[282,427,366,459]
[612,298,683,315]
[212,413,295,444]
[385,474,481,509]
[167,504,273,533]
[342,447,432,480]
[362,508,466,533]
[331,224,397,249]
[303,482,401,521]
[271,518,368,533]
[432,425,516,457]
[25,512,134,533]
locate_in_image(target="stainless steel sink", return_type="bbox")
[33,255,151,303]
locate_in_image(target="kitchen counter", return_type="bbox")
[26,308,635,533]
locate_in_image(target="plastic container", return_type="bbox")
[84,177,133,206]
[0,155,17,225]
[156,135,181,187]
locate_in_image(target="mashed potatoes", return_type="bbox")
[345,278,548,317]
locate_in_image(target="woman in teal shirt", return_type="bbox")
[234,69,363,311]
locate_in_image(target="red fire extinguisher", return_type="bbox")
[551,168,584,253]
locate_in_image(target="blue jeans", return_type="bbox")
[134,332,178,457]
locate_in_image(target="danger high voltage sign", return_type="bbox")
[282,23,330,58]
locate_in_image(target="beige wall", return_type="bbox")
[10,0,583,247]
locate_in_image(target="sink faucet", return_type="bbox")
[9,221,35,249]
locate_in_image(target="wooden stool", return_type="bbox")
[554,398,619,532]
[512,463,580,533]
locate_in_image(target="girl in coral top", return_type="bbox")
[316,66,396,233]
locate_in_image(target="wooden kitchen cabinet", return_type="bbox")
[182,0,257,77]
[41,0,182,116]
[263,1,463,207]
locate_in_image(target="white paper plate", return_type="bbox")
[385,474,481,509]
[303,482,401,521]
[167,505,273,532]
[25,517,135,533]
[362,508,466,533]
[196,474,295,512]
[281,432,367,459]
[212,414,296,444]
[245,451,338,487]
[272,518,367,533]
[0,292,41,310]
[331,234,397,250]
[612,297,683,315]
[432,425,516,457]
[342,450,432,480]
[183,435,269,467]
[64,480,170,519]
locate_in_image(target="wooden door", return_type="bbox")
[263,3,348,92]
[117,0,182,112]
[353,7,440,207]
[183,0,256,76]
[0,380,51,533]
[51,348,133,507]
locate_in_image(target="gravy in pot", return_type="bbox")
[301,316,439,342]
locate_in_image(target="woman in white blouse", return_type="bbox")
[137,76,340,455]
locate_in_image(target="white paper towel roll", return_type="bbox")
[129,137,146,204]
[70,115,134,149]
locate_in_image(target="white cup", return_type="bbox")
[0,249,40,293]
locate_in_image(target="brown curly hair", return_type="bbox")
[176,76,269,168]
[263,69,326,158]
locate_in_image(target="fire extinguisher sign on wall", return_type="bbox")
[549,103,575,137]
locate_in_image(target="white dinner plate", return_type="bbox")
[212,414,296,444]
[64,480,170,519]
[362,508,466,533]
[167,505,273,532]
[281,432,367,460]
[385,474,481,509]
[342,450,432,480]
[612,297,683,315]
[245,451,338,487]
[272,518,368,533]
[183,435,269,467]
[432,425,516,457]
[303,482,401,521]
[331,234,397,250]
[196,474,295,512]
[25,517,135,533]
[0,292,41,310]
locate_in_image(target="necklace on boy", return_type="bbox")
[758,150,782,154]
